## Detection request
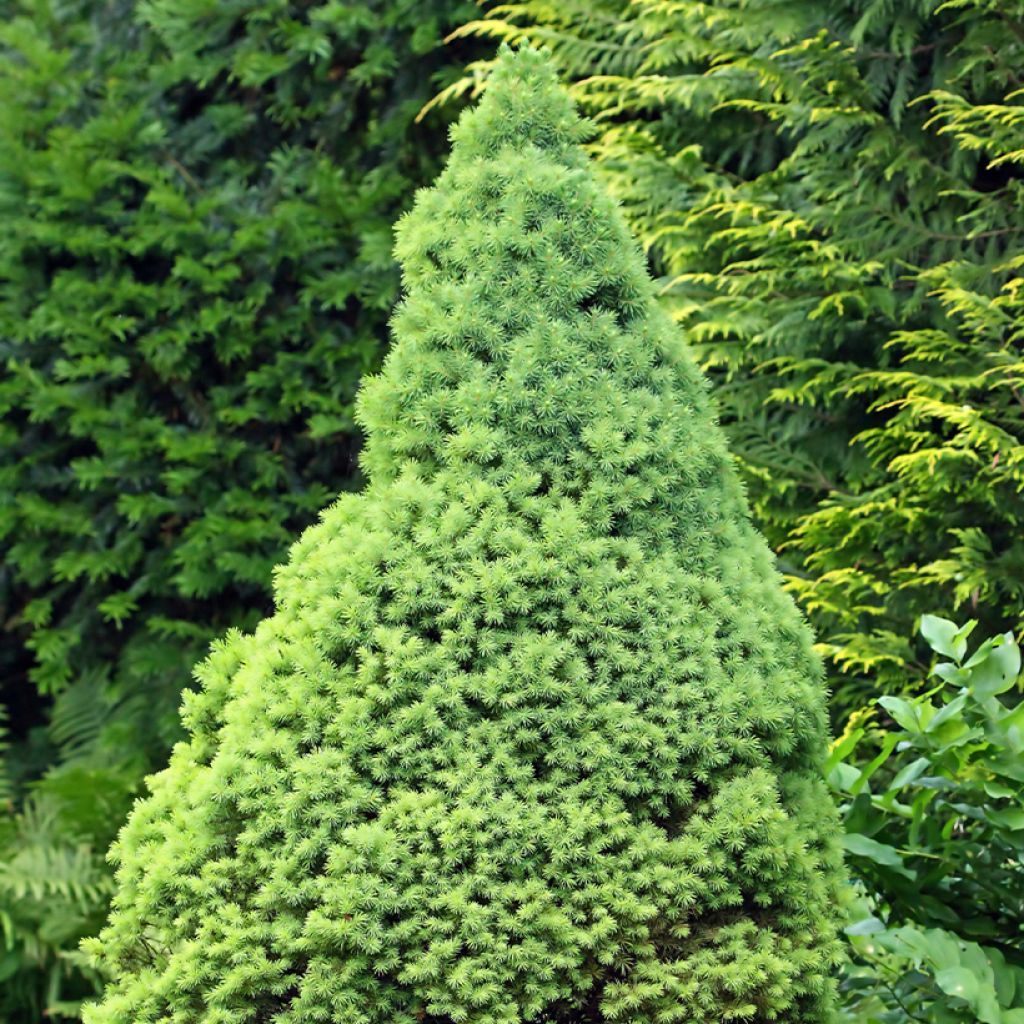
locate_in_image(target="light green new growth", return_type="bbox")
[84,47,845,1024]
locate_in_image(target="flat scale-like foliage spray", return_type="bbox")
[85,47,846,1024]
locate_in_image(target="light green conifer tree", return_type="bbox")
[84,47,846,1024]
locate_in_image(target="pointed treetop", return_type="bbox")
[448,45,591,160]
[357,45,731,563]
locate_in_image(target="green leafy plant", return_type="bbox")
[0,797,112,1020]
[830,616,1023,1022]
[83,48,846,1024]
[0,672,149,1018]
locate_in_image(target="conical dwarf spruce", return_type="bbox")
[85,47,847,1024]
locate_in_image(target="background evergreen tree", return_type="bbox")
[84,48,846,1024]
[0,0,476,1013]
[451,0,1024,708]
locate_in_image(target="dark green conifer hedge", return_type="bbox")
[84,48,846,1024]
[0,0,473,1012]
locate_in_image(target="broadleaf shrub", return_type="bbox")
[83,48,847,1024]
[832,617,1024,1022]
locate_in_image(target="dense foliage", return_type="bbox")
[1,0,1021,1019]
[0,0,475,1014]
[451,0,1024,703]
[830,618,1023,1022]
[83,49,846,1024]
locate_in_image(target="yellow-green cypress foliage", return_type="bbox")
[84,48,846,1024]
